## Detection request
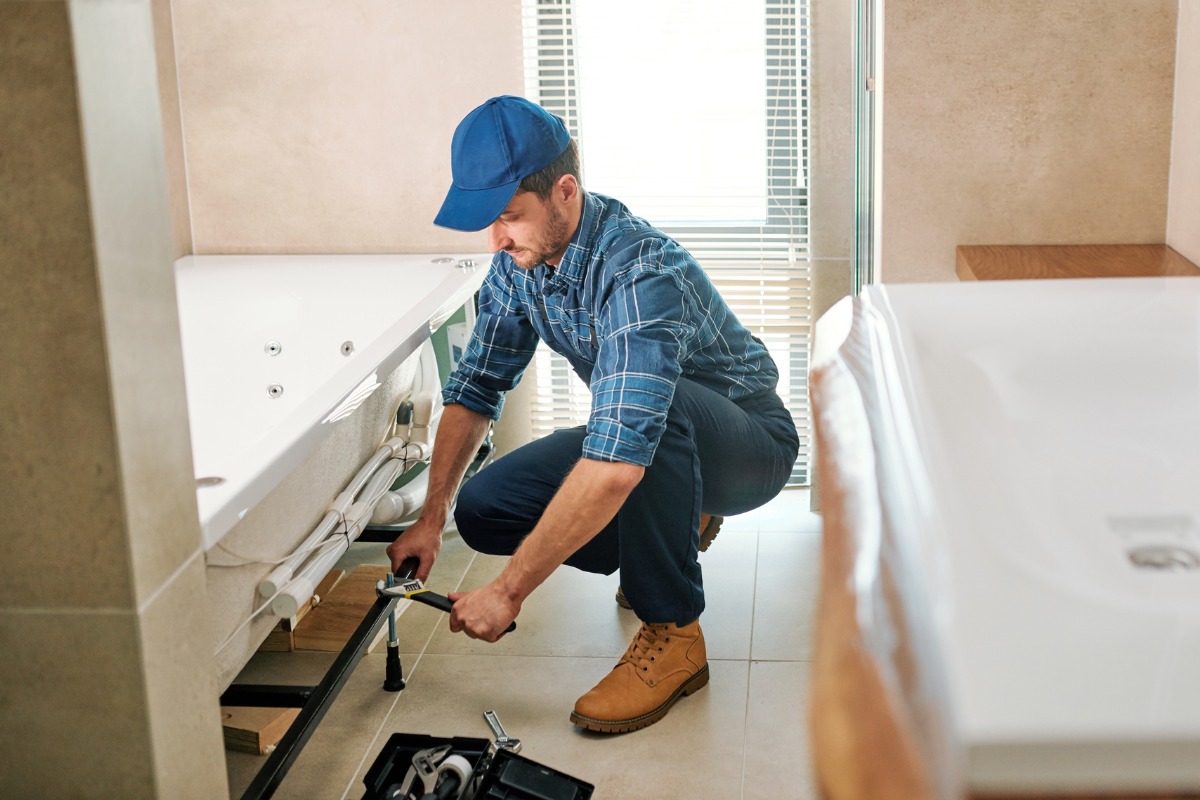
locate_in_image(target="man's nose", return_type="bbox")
[487,222,511,253]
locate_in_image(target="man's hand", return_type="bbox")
[385,516,443,582]
[385,404,492,580]
[447,580,521,643]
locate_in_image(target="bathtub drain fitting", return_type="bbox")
[267,384,284,398]
[264,341,282,356]
[1127,544,1199,571]
[341,341,355,356]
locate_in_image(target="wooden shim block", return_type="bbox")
[221,706,301,755]
[256,569,346,653]
[287,568,346,629]
[257,624,293,653]
[292,565,392,653]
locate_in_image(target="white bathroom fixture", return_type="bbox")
[174,253,486,549]
[813,276,1200,794]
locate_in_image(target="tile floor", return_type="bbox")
[225,489,822,800]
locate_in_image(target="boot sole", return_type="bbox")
[698,515,723,553]
[569,664,710,733]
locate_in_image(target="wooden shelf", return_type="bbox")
[956,244,1200,281]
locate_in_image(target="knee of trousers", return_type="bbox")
[451,477,487,536]
[451,476,517,556]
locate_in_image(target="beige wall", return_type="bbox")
[809,0,856,307]
[877,0,1178,283]
[171,0,523,255]
[151,0,192,258]
[1168,0,1200,264]
[0,1,226,796]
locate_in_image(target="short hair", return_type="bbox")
[519,138,581,199]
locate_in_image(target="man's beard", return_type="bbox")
[510,200,570,269]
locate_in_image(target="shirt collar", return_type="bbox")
[544,191,603,290]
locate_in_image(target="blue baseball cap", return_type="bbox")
[434,96,571,232]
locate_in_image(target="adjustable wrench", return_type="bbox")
[483,709,522,754]
[378,558,516,633]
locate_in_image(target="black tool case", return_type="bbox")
[362,732,594,800]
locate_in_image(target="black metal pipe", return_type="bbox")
[238,594,400,800]
[220,684,315,709]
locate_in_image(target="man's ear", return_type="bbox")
[555,173,579,203]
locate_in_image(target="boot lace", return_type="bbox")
[621,623,672,682]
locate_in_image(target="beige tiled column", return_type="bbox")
[808,0,856,510]
[1168,0,1200,265]
[0,2,226,796]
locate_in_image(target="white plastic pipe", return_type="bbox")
[408,391,439,446]
[256,510,339,599]
[256,435,413,599]
[270,574,317,620]
[369,467,431,525]
[270,446,431,617]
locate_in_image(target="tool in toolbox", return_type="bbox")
[483,710,521,754]
[377,558,516,634]
[388,743,449,799]
[363,730,593,800]
[385,742,475,800]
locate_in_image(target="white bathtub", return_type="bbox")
[811,276,1200,795]
[175,253,487,549]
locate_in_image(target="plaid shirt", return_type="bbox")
[442,191,781,466]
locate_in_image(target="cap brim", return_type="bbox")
[433,179,520,232]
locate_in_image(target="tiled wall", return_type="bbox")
[877,0,1179,283]
[0,2,226,796]
[1168,1,1200,264]
[169,0,524,255]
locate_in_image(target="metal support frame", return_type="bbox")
[220,594,402,800]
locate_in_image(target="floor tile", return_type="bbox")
[355,654,750,800]
[696,528,758,660]
[743,661,817,800]
[751,527,822,662]
[723,487,818,533]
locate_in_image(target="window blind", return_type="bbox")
[521,0,811,485]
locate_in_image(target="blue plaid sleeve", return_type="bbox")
[583,242,695,466]
[441,259,539,420]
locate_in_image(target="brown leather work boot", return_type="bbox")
[570,619,709,733]
[615,514,723,609]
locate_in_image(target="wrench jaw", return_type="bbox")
[482,710,523,755]
[494,736,522,755]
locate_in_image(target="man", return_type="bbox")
[387,95,798,733]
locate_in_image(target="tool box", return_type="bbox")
[361,732,594,800]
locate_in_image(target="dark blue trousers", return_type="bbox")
[453,380,799,625]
